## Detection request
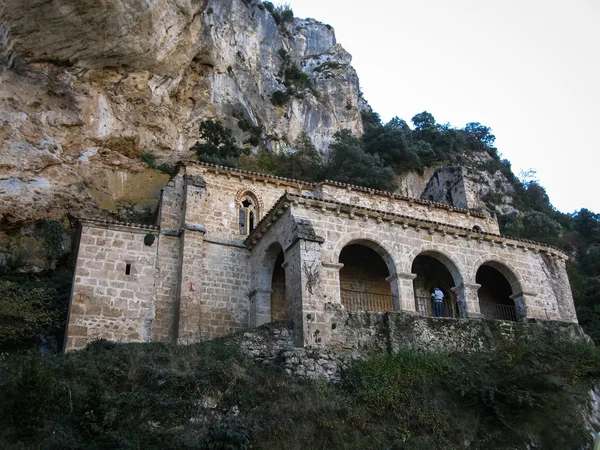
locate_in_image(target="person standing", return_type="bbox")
[432,286,444,317]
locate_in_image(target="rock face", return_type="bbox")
[421,155,518,215]
[0,0,363,264]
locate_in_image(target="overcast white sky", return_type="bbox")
[285,0,600,214]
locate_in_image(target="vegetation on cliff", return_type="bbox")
[0,332,598,449]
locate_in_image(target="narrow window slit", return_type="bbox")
[125,263,132,275]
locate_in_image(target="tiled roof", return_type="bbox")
[80,218,159,231]
[185,161,316,187]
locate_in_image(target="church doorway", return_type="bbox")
[270,249,286,321]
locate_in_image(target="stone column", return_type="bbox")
[321,262,344,305]
[284,238,326,347]
[282,244,305,346]
[249,288,272,327]
[390,272,418,312]
[510,292,536,322]
[452,283,482,319]
[176,225,206,344]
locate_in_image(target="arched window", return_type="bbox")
[239,194,259,235]
[472,225,482,232]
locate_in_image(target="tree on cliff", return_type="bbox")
[326,130,397,191]
[192,120,248,168]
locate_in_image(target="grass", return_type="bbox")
[0,333,598,449]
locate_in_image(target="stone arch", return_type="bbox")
[472,258,524,296]
[234,187,264,210]
[252,240,287,325]
[335,237,399,312]
[256,241,285,292]
[475,259,522,321]
[410,249,464,317]
[236,188,263,235]
[332,234,398,277]
[408,247,464,287]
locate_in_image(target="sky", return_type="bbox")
[284,0,600,214]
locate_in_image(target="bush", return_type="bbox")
[156,163,175,175]
[40,220,64,263]
[191,120,248,167]
[283,64,312,90]
[140,153,156,168]
[327,130,398,191]
[0,333,597,449]
[0,270,72,352]
[263,1,274,13]
[271,90,290,106]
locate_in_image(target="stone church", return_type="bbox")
[64,162,577,350]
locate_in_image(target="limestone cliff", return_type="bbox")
[0,0,363,267]
[0,0,362,219]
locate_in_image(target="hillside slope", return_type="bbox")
[1,329,599,449]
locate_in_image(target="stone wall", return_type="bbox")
[65,221,159,350]
[300,199,574,325]
[173,164,311,342]
[245,193,576,347]
[65,164,578,351]
[316,182,500,234]
[240,310,587,382]
[185,164,311,241]
[152,173,186,342]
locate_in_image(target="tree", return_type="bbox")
[464,122,496,147]
[573,208,600,244]
[191,120,248,167]
[361,109,382,130]
[327,130,397,191]
[289,133,325,181]
[411,111,436,132]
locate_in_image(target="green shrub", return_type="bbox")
[204,421,252,450]
[314,61,341,72]
[283,64,311,90]
[0,270,71,352]
[140,152,156,168]
[191,120,248,167]
[40,220,64,263]
[0,333,597,449]
[271,90,290,106]
[263,1,274,13]
[156,163,175,175]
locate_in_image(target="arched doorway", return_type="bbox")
[339,242,394,312]
[270,250,286,321]
[476,264,517,321]
[411,252,461,318]
[254,242,286,325]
